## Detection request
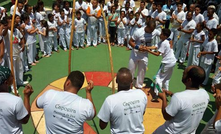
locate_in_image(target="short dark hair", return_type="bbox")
[0,17,8,25]
[18,0,24,4]
[146,20,156,29]
[67,71,84,89]
[21,13,29,21]
[176,2,183,6]
[162,29,171,38]
[116,67,132,90]
[76,11,81,15]
[210,28,217,35]
[48,13,53,19]
[156,2,164,7]
[141,1,145,5]
[187,66,205,88]
[195,5,201,10]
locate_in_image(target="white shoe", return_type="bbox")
[23,81,29,85]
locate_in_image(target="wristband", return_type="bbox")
[134,45,139,50]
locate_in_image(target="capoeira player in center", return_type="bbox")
[128,20,160,89]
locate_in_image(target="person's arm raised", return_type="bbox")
[86,80,96,118]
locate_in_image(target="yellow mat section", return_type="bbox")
[50,73,88,90]
[143,108,165,134]
[31,111,46,134]
[107,77,118,90]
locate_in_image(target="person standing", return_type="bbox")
[98,67,147,133]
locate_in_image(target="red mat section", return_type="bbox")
[85,72,116,87]
[83,123,96,134]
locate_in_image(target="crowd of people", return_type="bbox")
[1,0,221,133]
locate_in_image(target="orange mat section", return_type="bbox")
[85,72,116,87]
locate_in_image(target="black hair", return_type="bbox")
[76,10,81,15]
[24,4,31,12]
[48,13,53,19]
[116,67,132,90]
[146,20,156,29]
[21,13,29,21]
[186,66,205,88]
[18,0,24,4]
[0,17,8,25]
[41,20,49,37]
[195,4,201,10]
[156,2,164,7]
[67,71,84,89]
[162,29,171,38]
[141,1,145,5]
[176,2,183,6]
[60,9,65,13]
[209,28,217,35]
[197,22,204,29]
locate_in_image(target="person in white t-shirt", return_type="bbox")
[187,22,205,66]
[198,28,218,86]
[10,0,24,16]
[75,11,86,49]
[36,71,96,134]
[151,2,166,47]
[126,12,134,50]
[98,67,147,133]
[153,65,210,134]
[58,9,69,51]
[98,1,107,44]
[122,0,135,10]
[193,5,204,24]
[75,0,88,21]
[135,1,149,27]
[147,29,176,102]
[204,7,219,38]
[0,66,33,134]
[23,14,39,66]
[130,12,142,37]
[35,5,44,53]
[121,1,133,19]
[63,1,72,19]
[128,20,160,89]
[169,2,185,51]
[52,3,61,22]
[175,11,196,64]
[171,0,187,12]
[86,0,101,47]
[47,13,59,52]
[117,11,127,47]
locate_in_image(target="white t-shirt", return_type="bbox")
[12,28,23,56]
[58,16,68,35]
[157,39,176,64]
[205,17,218,30]
[41,27,49,42]
[131,27,160,60]
[151,10,166,28]
[64,7,72,18]
[98,89,147,134]
[35,12,44,29]
[154,89,209,134]
[117,17,127,29]
[87,5,100,25]
[130,18,142,33]
[135,8,149,26]
[47,20,58,37]
[75,1,88,17]
[122,0,135,8]
[191,30,205,47]
[3,30,11,58]
[172,3,186,11]
[171,10,185,28]
[25,23,37,44]
[0,93,28,134]
[75,18,86,33]
[37,89,95,134]
[203,11,220,22]
[193,13,204,24]
[52,10,61,22]
[180,19,196,39]
[201,39,218,65]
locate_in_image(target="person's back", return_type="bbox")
[99,89,147,134]
[0,93,27,134]
[37,89,94,134]
[164,89,209,133]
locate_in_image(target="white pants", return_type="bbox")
[200,62,212,85]
[155,62,176,95]
[49,35,58,51]
[175,37,189,62]
[87,24,98,46]
[13,56,24,86]
[20,47,29,71]
[27,42,37,64]
[201,110,217,134]
[127,34,132,49]
[98,20,105,43]
[75,32,85,47]
[187,45,201,66]
[38,33,44,52]
[65,32,70,49]
[128,54,148,88]
[59,34,68,50]
[152,28,161,47]
[44,41,51,55]
[170,28,180,51]
[117,28,125,45]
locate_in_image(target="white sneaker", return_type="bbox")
[23,81,29,85]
